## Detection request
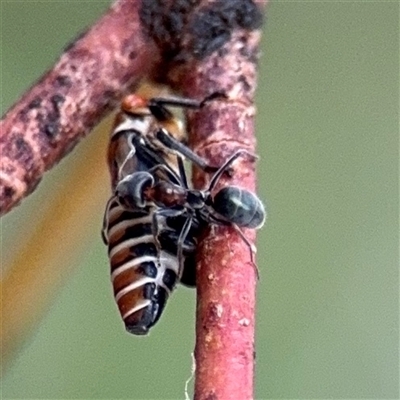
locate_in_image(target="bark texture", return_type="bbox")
[0,0,159,215]
[186,37,260,400]
[140,1,266,398]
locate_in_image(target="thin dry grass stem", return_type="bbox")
[0,123,110,369]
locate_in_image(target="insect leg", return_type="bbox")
[231,224,260,280]
[146,154,188,189]
[151,208,189,275]
[101,196,117,244]
[155,129,219,173]
[202,210,259,279]
[115,171,154,209]
[175,215,194,281]
[177,156,189,189]
[149,92,226,113]
[208,149,258,192]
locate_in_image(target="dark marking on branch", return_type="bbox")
[188,0,263,59]
[15,136,30,153]
[3,186,15,199]
[40,94,65,140]
[140,0,264,76]
[28,98,42,110]
[140,0,198,62]
[0,0,161,215]
[6,133,35,167]
[54,75,72,88]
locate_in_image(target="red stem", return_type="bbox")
[191,105,258,400]
[165,6,266,398]
[0,0,160,216]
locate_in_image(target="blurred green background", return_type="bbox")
[1,1,398,399]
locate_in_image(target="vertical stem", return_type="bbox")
[169,16,265,397]
[190,99,259,400]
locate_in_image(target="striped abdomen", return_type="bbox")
[103,197,197,335]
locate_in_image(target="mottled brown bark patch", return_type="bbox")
[0,0,160,215]
[140,0,263,84]
[155,2,266,399]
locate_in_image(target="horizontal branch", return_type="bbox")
[0,0,160,216]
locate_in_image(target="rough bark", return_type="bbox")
[185,38,261,400]
[0,0,160,216]
[140,1,266,398]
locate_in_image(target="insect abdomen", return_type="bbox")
[105,198,179,335]
[212,186,266,229]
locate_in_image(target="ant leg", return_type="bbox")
[176,216,193,281]
[177,156,189,189]
[145,152,191,190]
[231,224,260,280]
[151,208,187,267]
[150,207,193,281]
[149,92,226,112]
[155,129,220,173]
[208,149,259,192]
[197,209,259,279]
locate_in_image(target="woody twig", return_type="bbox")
[0,0,160,216]
[140,1,266,398]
